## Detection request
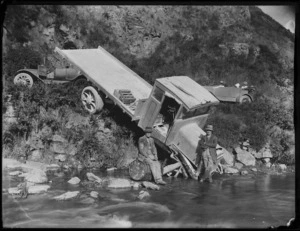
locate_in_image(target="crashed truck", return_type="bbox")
[55,46,221,180]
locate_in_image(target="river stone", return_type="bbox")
[137,190,150,200]
[68,177,81,184]
[46,164,60,171]
[235,147,256,166]
[51,143,66,154]
[142,181,160,190]
[86,172,102,183]
[21,160,48,172]
[278,164,287,171]
[90,191,99,198]
[108,178,131,188]
[234,162,244,170]
[54,191,80,200]
[8,187,22,195]
[55,154,67,162]
[240,170,248,175]
[132,182,140,189]
[224,167,239,174]
[29,149,43,161]
[265,162,271,168]
[251,168,258,172]
[3,158,23,169]
[25,170,48,183]
[28,185,50,194]
[262,158,270,163]
[52,134,67,143]
[9,170,23,176]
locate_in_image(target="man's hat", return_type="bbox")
[205,125,213,131]
[144,127,152,133]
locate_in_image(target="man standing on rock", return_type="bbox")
[138,127,166,185]
[196,124,218,183]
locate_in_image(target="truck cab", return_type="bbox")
[136,76,219,166]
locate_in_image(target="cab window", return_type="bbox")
[152,86,164,102]
[179,106,210,119]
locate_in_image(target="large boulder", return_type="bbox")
[234,147,256,166]
[234,162,244,170]
[254,144,273,159]
[216,144,234,166]
[108,178,131,188]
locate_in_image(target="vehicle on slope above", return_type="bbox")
[203,84,255,104]
[13,64,86,88]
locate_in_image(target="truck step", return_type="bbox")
[113,89,136,105]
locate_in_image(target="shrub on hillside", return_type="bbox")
[3,46,42,78]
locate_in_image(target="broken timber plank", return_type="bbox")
[177,152,198,180]
[163,162,181,175]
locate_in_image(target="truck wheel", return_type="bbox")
[14,72,34,88]
[239,95,252,104]
[81,86,104,114]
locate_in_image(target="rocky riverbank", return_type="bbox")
[3,155,294,203]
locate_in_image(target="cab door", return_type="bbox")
[138,86,164,130]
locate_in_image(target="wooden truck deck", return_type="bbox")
[55,46,152,117]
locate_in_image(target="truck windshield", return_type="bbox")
[179,106,210,119]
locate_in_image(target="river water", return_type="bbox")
[2,169,295,228]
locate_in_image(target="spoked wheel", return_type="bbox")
[239,95,252,104]
[14,72,34,88]
[81,86,104,114]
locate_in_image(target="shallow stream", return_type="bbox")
[2,168,295,228]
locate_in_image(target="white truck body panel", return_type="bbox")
[55,47,152,117]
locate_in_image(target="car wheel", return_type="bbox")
[81,86,104,114]
[14,72,34,88]
[239,95,252,103]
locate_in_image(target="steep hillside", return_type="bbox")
[2,5,295,164]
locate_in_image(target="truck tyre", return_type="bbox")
[81,86,104,114]
[239,95,252,104]
[14,72,34,88]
